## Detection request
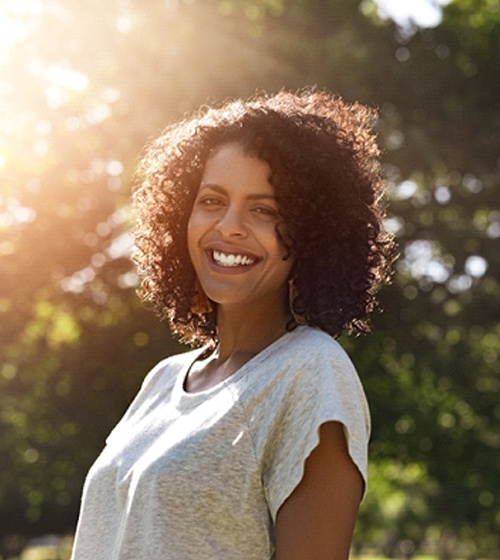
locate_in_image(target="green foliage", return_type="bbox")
[0,0,498,556]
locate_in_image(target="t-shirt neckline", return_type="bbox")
[174,326,305,402]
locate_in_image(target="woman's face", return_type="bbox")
[187,142,293,312]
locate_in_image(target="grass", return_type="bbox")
[15,548,442,560]
[12,543,489,560]
[15,537,73,560]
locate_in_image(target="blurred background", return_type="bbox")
[0,0,498,558]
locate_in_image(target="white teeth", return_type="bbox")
[213,250,256,267]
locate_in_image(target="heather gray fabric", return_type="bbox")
[71,326,370,560]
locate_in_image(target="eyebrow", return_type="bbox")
[198,183,277,202]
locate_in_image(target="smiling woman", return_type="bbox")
[71,88,396,560]
[131,90,395,347]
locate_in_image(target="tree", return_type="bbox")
[0,0,498,556]
[349,0,500,555]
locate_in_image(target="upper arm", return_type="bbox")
[274,421,364,560]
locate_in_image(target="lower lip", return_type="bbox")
[205,251,260,275]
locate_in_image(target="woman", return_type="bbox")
[71,89,395,559]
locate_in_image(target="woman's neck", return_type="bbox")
[215,300,290,363]
[184,298,292,393]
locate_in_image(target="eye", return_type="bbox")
[197,196,224,208]
[252,205,279,218]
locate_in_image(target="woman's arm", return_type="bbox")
[275,421,364,560]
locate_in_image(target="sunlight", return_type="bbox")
[400,239,452,283]
[43,65,89,109]
[374,0,451,28]
[46,65,89,92]
[0,197,36,229]
[465,255,488,279]
[391,180,418,200]
[0,13,27,49]
[0,0,42,49]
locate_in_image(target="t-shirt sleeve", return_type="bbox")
[260,340,370,521]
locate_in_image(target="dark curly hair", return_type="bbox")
[132,88,396,347]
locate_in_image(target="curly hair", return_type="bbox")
[132,88,396,347]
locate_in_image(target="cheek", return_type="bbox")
[187,212,211,268]
[187,206,202,238]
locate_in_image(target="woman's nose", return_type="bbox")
[215,205,247,238]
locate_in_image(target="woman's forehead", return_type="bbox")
[201,143,274,195]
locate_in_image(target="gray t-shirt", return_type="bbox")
[71,325,370,560]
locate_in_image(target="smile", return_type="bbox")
[211,250,257,268]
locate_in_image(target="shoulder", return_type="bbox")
[105,348,203,444]
[266,326,360,389]
[288,326,352,359]
[283,328,368,427]
[243,326,368,427]
[260,327,370,449]
[250,328,370,516]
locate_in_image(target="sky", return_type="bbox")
[374,0,451,28]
